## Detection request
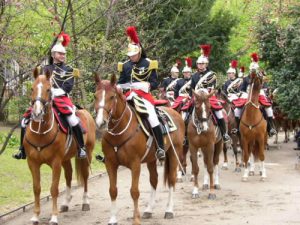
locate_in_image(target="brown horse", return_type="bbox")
[25,68,96,225]
[187,90,223,199]
[240,71,267,181]
[94,75,184,225]
[216,89,241,172]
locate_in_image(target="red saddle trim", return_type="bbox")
[125,90,155,104]
[209,95,224,110]
[259,95,272,106]
[232,98,247,108]
[53,96,73,115]
[154,99,169,106]
[172,96,185,109]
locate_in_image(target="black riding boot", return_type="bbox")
[152,125,165,161]
[218,118,231,143]
[294,134,300,151]
[95,154,105,163]
[72,124,87,159]
[13,127,26,160]
[267,117,277,137]
[231,117,240,135]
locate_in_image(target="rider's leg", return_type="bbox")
[214,109,231,143]
[265,106,277,136]
[143,99,165,160]
[66,111,87,159]
[233,107,242,134]
[13,118,27,160]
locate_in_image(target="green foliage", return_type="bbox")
[0,132,19,147]
[256,6,300,119]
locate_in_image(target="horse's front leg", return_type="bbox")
[143,161,158,219]
[49,159,62,225]
[242,141,250,181]
[27,160,41,224]
[106,159,118,225]
[130,162,141,225]
[204,146,216,200]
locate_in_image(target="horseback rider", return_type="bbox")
[235,53,277,136]
[13,32,87,160]
[223,60,243,134]
[160,62,180,104]
[190,44,231,143]
[116,26,165,161]
[172,57,193,118]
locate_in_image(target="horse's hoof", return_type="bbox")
[234,167,242,173]
[208,193,216,200]
[259,171,263,176]
[192,193,200,199]
[49,222,58,225]
[60,205,69,212]
[214,184,221,190]
[164,212,174,219]
[242,177,248,182]
[82,203,90,211]
[221,165,228,170]
[249,171,255,176]
[142,212,152,219]
[202,184,209,190]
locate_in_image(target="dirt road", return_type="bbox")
[2,133,300,225]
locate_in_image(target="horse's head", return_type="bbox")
[94,73,124,129]
[250,69,263,89]
[193,89,213,131]
[31,67,52,122]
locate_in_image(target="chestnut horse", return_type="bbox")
[240,71,267,181]
[216,89,241,172]
[25,68,96,225]
[187,90,223,199]
[94,75,184,225]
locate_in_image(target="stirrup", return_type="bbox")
[78,147,87,159]
[12,149,26,160]
[269,128,277,137]
[231,128,238,134]
[156,148,165,161]
[95,154,105,163]
[223,134,231,143]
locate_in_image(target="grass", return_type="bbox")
[0,130,105,215]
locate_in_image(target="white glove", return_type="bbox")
[51,88,66,97]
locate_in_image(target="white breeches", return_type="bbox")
[21,118,28,128]
[234,108,242,118]
[265,106,274,118]
[126,92,160,128]
[214,109,223,119]
[227,93,239,102]
[66,106,79,127]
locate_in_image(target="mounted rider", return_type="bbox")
[172,57,193,118]
[223,60,243,134]
[116,26,165,161]
[13,32,87,160]
[190,44,231,143]
[234,53,277,136]
[160,61,180,105]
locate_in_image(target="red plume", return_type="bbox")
[176,59,182,67]
[126,26,139,44]
[186,57,193,68]
[200,44,211,57]
[240,66,245,72]
[58,32,71,47]
[231,60,238,69]
[250,53,259,62]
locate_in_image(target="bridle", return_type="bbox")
[192,100,211,135]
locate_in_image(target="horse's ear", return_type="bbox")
[94,72,101,86]
[45,68,51,80]
[110,74,117,86]
[33,67,40,79]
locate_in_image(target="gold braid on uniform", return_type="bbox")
[131,65,152,82]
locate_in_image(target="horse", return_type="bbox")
[25,68,96,225]
[94,74,185,225]
[239,70,267,181]
[187,90,223,199]
[216,89,241,172]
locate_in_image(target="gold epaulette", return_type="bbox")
[148,60,158,70]
[73,68,80,78]
[117,62,123,72]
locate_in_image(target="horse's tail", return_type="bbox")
[75,158,89,186]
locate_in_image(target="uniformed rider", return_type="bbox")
[190,44,231,143]
[13,32,87,159]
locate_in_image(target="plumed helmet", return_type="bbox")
[126,26,141,57]
[182,57,192,73]
[249,53,259,70]
[238,66,245,78]
[196,44,211,64]
[170,59,181,73]
[51,32,70,53]
[227,60,238,74]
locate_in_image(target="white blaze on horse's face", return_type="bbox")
[33,82,43,121]
[96,90,106,128]
[202,102,209,131]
